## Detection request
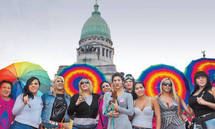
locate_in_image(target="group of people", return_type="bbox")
[0,71,215,129]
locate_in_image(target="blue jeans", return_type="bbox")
[72,124,97,129]
[40,122,60,129]
[133,126,151,129]
[10,121,37,129]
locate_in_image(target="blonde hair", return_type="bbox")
[160,78,178,101]
[160,78,182,118]
[78,78,93,96]
[52,75,64,86]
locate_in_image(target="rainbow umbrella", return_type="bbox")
[185,58,215,92]
[0,61,51,99]
[58,64,107,96]
[138,64,190,103]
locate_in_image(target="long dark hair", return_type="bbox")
[191,71,212,95]
[0,80,13,98]
[23,77,40,99]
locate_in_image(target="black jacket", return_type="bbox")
[68,93,100,118]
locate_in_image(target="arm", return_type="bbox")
[67,94,78,117]
[197,88,215,110]
[180,96,192,118]
[152,97,161,129]
[117,93,134,116]
[12,94,26,116]
[102,92,110,116]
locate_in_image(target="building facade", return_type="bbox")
[58,2,117,81]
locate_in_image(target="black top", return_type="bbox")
[125,90,137,100]
[189,90,215,117]
[50,94,67,122]
[68,93,100,118]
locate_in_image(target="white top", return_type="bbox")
[132,106,154,128]
[12,94,43,128]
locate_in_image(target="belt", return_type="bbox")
[49,120,60,126]
[132,126,147,129]
[199,112,215,118]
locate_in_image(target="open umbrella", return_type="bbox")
[0,61,51,99]
[58,63,107,96]
[185,58,215,92]
[138,64,190,104]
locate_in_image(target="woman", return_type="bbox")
[10,77,43,129]
[158,78,191,129]
[124,74,137,100]
[97,81,111,129]
[0,80,14,129]
[41,76,70,129]
[189,71,215,129]
[132,82,161,129]
[103,72,134,129]
[68,78,100,129]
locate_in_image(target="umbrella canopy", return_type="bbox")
[138,64,190,104]
[0,61,51,99]
[58,63,107,96]
[185,58,215,92]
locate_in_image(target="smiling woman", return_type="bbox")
[0,80,14,129]
[189,71,215,129]
[158,78,191,129]
[68,78,100,129]
[10,77,43,129]
[132,82,161,129]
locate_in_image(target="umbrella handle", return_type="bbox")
[17,78,23,93]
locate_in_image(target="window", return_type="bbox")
[109,51,112,58]
[102,48,105,56]
[97,48,100,56]
[106,49,109,57]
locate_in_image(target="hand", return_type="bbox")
[197,97,207,105]
[188,121,192,128]
[112,111,119,117]
[114,102,118,111]
[108,111,119,118]
[75,95,85,106]
[62,123,70,129]
[23,95,29,105]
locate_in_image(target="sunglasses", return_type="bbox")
[125,75,134,80]
[102,84,110,89]
[162,82,172,87]
[80,80,90,85]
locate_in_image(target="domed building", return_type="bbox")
[58,2,117,81]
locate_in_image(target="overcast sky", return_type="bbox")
[0,0,215,79]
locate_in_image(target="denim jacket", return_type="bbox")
[41,92,71,123]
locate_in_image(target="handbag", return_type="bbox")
[40,116,66,129]
[204,113,215,129]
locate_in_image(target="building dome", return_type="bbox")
[80,4,111,39]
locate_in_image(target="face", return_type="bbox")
[135,83,145,97]
[80,79,90,91]
[196,76,207,87]
[0,83,12,98]
[125,79,133,91]
[113,76,123,90]
[29,79,40,95]
[54,77,64,91]
[162,79,172,93]
[101,82,111,93]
